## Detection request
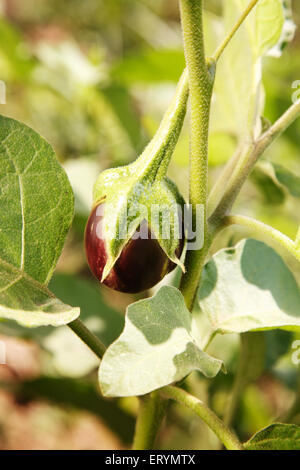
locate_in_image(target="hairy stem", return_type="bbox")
[68,318,106,360]
[178,0,214,311]
[161,385,244,450]
[132,392,168,450]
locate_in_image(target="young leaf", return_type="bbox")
[0,115,74,284]
[198,239,300,342]
[0,115,78,327]
[99,286,223,397]
[245,423,300,450]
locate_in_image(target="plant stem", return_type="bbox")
[132,391,168,450]
[178,0,214,311]
[222,214,300,263]
[68,318,106,360]
[210,98,300,227]
[161,385,244,450]
[213,0,260,62]
[134,68,189,181]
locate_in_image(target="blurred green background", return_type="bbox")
[0,0,300,450]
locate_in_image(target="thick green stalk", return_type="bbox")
[178,0,215,311]
[68,319,106,360]
[132,392,168,450]
[161,385,244,450]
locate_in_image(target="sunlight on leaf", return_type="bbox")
[99,286,223,397]
[198,239,300,345]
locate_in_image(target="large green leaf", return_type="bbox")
[198,239,300,345]
[245,423,300,450]
[0,115,74,284]
[99,286,223,397]
[0,115,78,327]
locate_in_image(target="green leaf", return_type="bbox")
[245,423,300,450]
[99,286,223,397]
[198,239,300,343]
[0,258,79,327]
[0,115,74,284]
[0,274,122,374]
[0,115,77,327]
[207,0,292,143]
[247,0,284,56]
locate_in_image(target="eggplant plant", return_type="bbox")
[1,0,300,450]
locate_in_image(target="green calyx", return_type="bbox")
[93,70,189,281]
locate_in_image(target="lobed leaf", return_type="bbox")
[198,239,300,344]
[99,286,223,397]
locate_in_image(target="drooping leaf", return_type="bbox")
[0,115,77,327]
[245,423,300,450]
[0,273,123,375]
[198,239,300,344]
[99,286,223,397]
[0,258,79,327]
